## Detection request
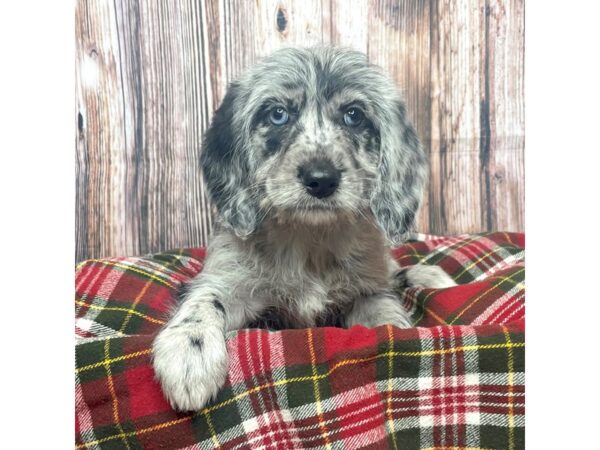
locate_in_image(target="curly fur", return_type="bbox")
[152,46,455,411]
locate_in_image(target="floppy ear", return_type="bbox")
[370,102,428,244]
[201,83,260,238]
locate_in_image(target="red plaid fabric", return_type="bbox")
[75,232,525,449]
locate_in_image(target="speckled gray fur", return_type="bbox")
[152,47,455,411]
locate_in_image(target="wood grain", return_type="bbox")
[75,0,525,261]
[367,0,433,234]
[430,0,486,233]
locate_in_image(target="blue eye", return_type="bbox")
[269,107,289,126]
[343,107,364,127]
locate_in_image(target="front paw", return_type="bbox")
[395,265,457,289]
[152,325,228,411]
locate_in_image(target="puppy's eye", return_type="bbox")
[269,107,289,126]
[343,107,364,127]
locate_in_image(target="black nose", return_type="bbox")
[298,159,341,199]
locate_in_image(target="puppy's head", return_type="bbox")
[201,47,427,243]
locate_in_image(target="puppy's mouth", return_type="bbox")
[297,197,339,209]
[266,194,343,224]
[301,204,336,211]
[292,192,348,212]
[285,202,340,225]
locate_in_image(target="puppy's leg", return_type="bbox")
[345,293,413,329]
[394,264,456,289]
[152,279,255,411]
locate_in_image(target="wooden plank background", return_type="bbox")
[75,0,524,262]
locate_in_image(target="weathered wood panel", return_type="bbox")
[75,0,525,261]
[486,0,525,231]
[429,0,486,233]
[366,0,433,233]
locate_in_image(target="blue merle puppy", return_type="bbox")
[152,47,455,411]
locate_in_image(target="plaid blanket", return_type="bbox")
[75,232,525,450]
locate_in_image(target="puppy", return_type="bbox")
[152,47,455,411]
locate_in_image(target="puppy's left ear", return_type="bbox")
[201,83,261,238]
[370,101,428,244]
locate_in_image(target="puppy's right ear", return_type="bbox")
[201,83,260,238]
